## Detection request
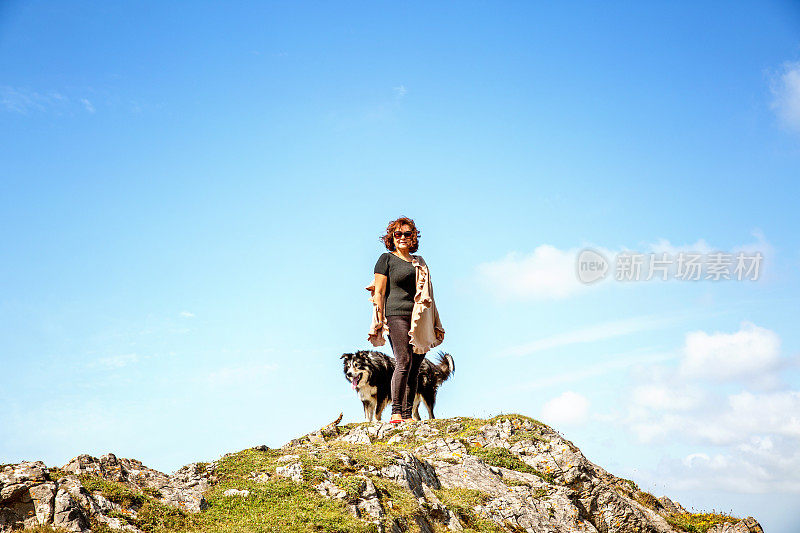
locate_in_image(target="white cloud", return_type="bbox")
[679,322,781,382]
[540,391,589,426]
[605,323,800,492]
[722,390,800,438]
[179,311,195,318]
[770,60,800,131]
[647,432,800,493]
[623,389,800,448]
[393,85,407,99]
[96,353,139,368]
[631,383,706,411]
[647,238,714,256]
[476,245,602,301]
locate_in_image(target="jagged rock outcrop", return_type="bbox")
[0,453,216,532]
[281,415,764,533]
[0,414,764,533]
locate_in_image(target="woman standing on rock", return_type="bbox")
[366,216,445,424]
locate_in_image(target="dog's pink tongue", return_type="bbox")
[351,377,357,390]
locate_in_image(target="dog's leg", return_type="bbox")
[425,399,435,419]
[363,400,373,422]
[369,397,382,422]
[375,398,388,421]
[423,390,436,419]
[412,395,422,421]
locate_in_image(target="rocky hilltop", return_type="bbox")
[1,414,763,533]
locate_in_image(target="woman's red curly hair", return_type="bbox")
[380,217,421,253]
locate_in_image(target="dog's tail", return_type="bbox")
[433,350,455,385]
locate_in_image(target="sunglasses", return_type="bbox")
[393,231,414,239]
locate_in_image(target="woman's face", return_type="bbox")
[394,224,413,251]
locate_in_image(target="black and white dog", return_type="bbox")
[341,350,455,422]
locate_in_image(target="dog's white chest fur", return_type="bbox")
[357,383,377,401]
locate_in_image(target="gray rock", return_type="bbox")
[53,487,89,532]
[158,462,213,512]
[657,495,686,515]
[708,517,764,533]
[275,462,304,483]
[250,472,271,484]
[29,482,57,525]
[315,480,347,500]
[341,429,372,444]
[0,454,217,532]
[354,476,384,521]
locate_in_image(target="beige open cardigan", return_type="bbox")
[365,254,445,355]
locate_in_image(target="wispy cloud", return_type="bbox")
[330,85,409,127]
[493,314,682,358]
[200,363,277,388]
[95,353,140,368]
[770,60,800,132]
[1,86,97,115]
[1,86,67,114]
[512,348,677,390]
[179,311,195,318]
[80,98,95,113]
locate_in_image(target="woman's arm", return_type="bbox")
[373,273,388,322]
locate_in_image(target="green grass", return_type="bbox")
[433,487,500,532]
[370,476,419,519]
[666,512,742,533]
[187,477,376,533]
[618,477,639,492]
[501,478,531,488]
[76,474,193,532]
[334,475,367,500]
[634,490,663,512]
[464,444,554,484]
[79,474,147,509]
[46,467,69,482]
[175,443,418,532]
[500,478,549,500]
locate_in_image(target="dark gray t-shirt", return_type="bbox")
[374,252,416,316]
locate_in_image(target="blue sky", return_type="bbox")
[2,1,800,531]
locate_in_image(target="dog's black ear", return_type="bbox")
[340,353,350,359]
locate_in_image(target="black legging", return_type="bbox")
[386,314,424,418]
